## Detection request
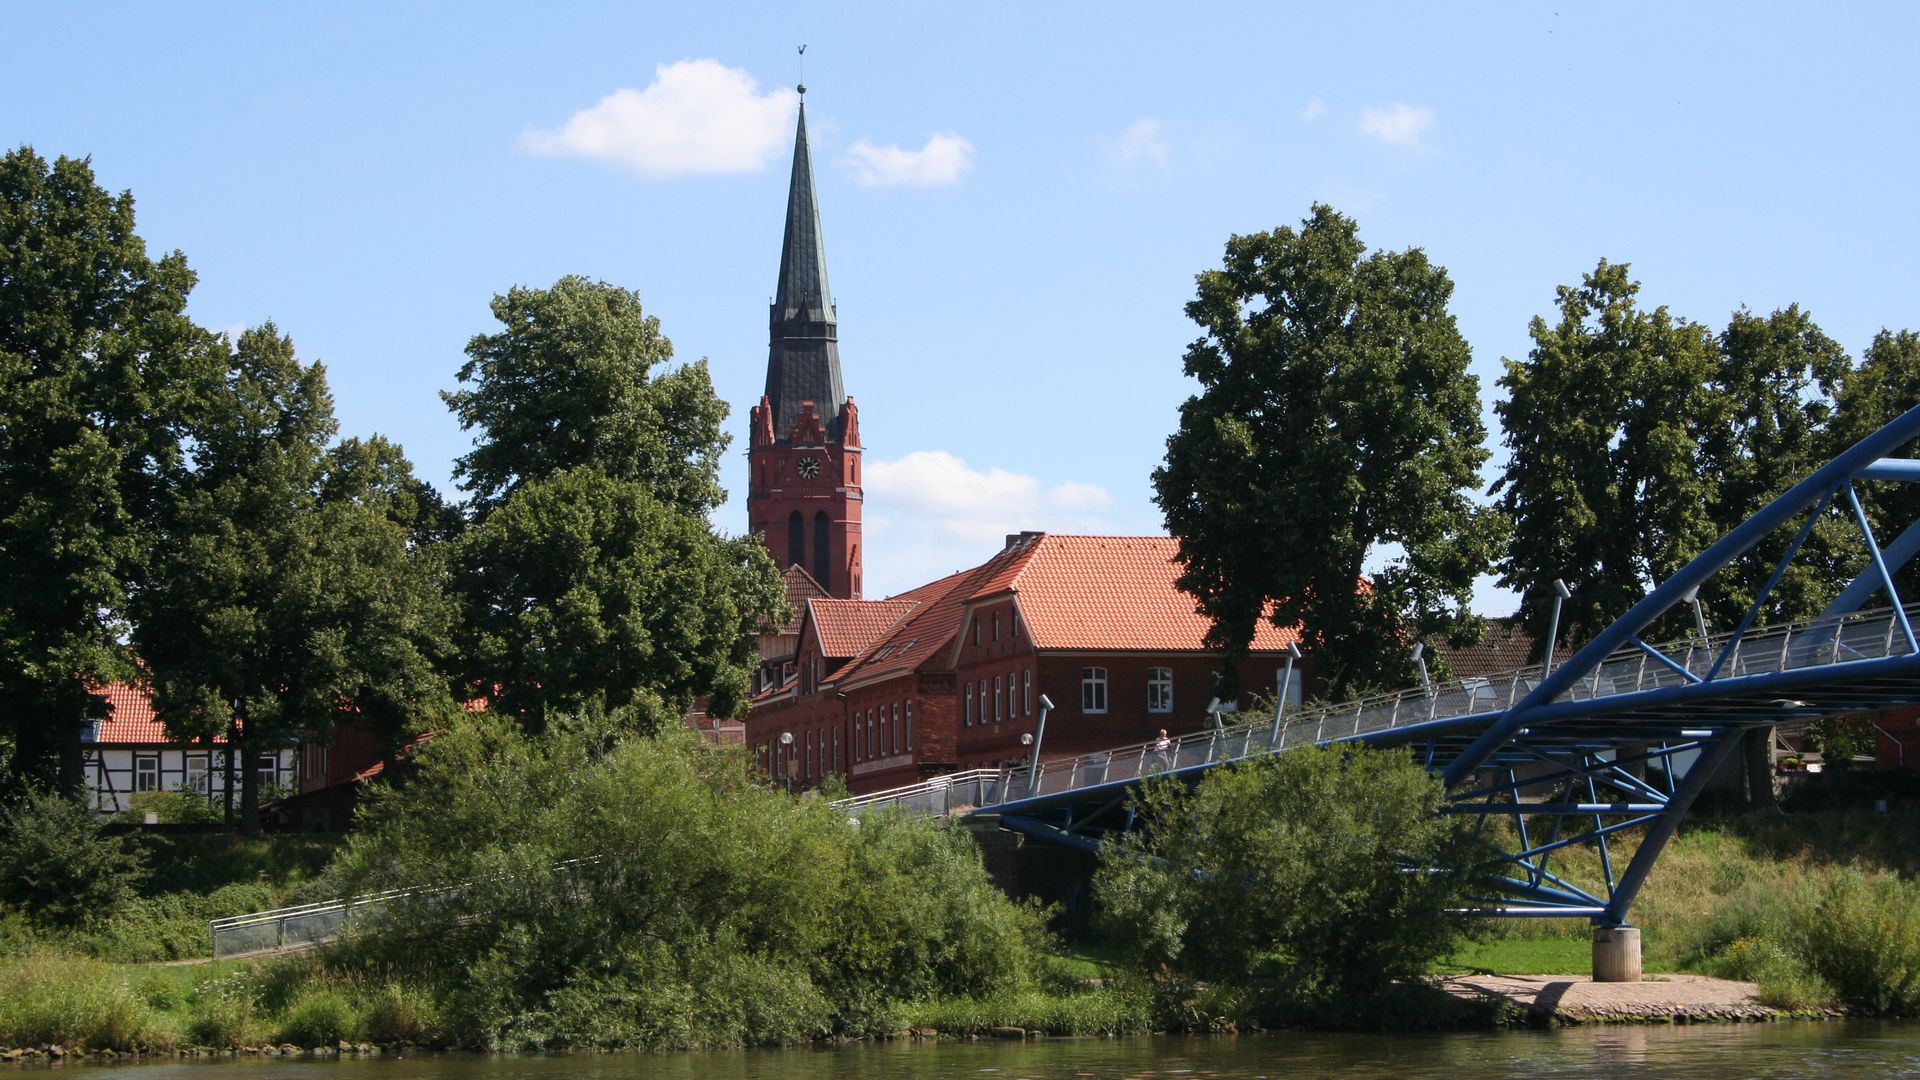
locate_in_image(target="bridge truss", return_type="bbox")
[837,403,1920,927]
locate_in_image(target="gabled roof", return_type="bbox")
[829,547,1034,693]
[85,681,227,745]
[776,564,829,633]
[967,534,1299,653]
[1438,615,1572,680]
[807,597,921,658]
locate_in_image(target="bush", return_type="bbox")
[1794,867,1920,1015]
[359,982,439,1045]
[1718,937,1832,1012]
[185,995,256,1048]
[0,954,176,1051]
[311,715,1048,1049]
[0,789,147,927]
[121,789,222,825]
[1093,744,1482,1010]
[278,984,361,1046]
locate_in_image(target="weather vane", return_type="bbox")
[797,44,806,96]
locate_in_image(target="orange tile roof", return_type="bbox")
[86,681,230,745]
[830,549,1033,692]
[807,597,921,657]
[972,534,1298,653]
[776,564,828,633]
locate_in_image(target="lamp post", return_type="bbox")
[1268,642,1302,746]
[1681,584,1711,645]
[778,731,795,794]
[1543,578,1573,678]
[1025,695,1054,797]
[1411,642,1432,695]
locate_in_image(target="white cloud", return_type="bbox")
[860,451,1123,595]
[518,59,796,177]
[1301,97,1328,121]
[1357,102,1436,146]
[843,132,974,186]
[1113,118,1169,173]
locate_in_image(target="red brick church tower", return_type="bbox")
[749,88,864,599]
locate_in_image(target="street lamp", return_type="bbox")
[1543,578,1573,679]
[1268,642,1302,747]
[1411,642,1432,695]
[778,731,795,794]
[1025,695,1054,797]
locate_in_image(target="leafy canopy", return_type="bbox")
[1094,743,1480,1008]
[1153,205,1499,697]
[444,275,728,517]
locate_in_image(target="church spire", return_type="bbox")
[764,89,845,443]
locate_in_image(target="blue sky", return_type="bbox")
[6,3,1917,612]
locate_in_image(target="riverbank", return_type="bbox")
[1442,973,1829,1025]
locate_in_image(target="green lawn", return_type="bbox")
[1438,935,1593,976]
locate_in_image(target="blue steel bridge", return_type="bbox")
[835,403,1920,932]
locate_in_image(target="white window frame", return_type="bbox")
[1023,671,1032,716]
[964,682,973,727]
[1081,667,1109,714]
[135,754,159,793]
[1147,667,1174,714]
[185,752,210,793]
[905,701,913,751]
[994,676,1003,722]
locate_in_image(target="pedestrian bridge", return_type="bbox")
[835,403,1920,931]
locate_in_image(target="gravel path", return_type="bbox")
[1442,973,1790,1024]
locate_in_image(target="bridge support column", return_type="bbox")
[1592,925,1642,982]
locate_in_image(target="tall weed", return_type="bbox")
[0,954,177,1051]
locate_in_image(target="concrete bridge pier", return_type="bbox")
[1593,925,1642,982]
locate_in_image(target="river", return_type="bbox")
[77,1022,1920,1078]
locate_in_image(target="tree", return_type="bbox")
[134,326,455,830]
[1700,305,1853,628]
[1093,743,1479,1012]
[1493,260,1725,652]
[0,147,218,792]
[1828,329,1920,600]
[454,467,783,733]
[443,276,729,517]
[1153,205,1500,698]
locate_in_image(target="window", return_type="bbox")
[993,612,1001,641]
[135,754,159,793]
[994,676,1003,722]
[892,704,901,754]
[973,618,980,647]
[1023,671,1032,715]
[257,752,280,791]
[1148,667,1174,713]
[867,711,877,758]
[787,511,805,569]
[186,753,210,793]
[905,702,913,751]
[964,683,973,726]
[813,511,831,590]
[807,732,816,779]
[833,729,840,773]
[1081,667,1108,714]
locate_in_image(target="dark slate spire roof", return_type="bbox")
[765,95,846,443]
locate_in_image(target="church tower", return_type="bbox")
[748,88,864,599]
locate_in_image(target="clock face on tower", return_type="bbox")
[796,456,821,479]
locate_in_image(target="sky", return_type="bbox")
[6,3,1918,613]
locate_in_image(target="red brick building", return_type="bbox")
[746,532,1304,796]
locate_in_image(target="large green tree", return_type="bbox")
[1493,260,1726,651]
[133,326,455,829]
[1827,329,1920,601]
[0,147,217,792]
[443,276,729,517]
[1153,205,1500,698]
[454,467,782,734]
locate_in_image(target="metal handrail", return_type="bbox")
[841,601,1920,819]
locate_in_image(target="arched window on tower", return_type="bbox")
[787,511,804,569]
[814,511,831,589]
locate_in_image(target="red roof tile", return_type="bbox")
[776,564,828,633]
[975,535,1298,653]
[807,597,921,658]
[87,681,229,745]
[829,551,1033,692]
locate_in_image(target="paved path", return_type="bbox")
[1443,973,1786,1023]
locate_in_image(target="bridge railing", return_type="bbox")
[838,601,1919,819]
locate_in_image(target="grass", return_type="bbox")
[1439,936,1591,975]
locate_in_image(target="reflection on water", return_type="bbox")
[74,1021,1920,1079]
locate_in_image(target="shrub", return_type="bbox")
[0,954,176,1051]
[358,981,439,1045]
[122,789,222,825]
[1718,937,1833,1012]
[1794,867,1920,1015]
[1093,744,1482,1009]
[278,984,361,1046]
[185,995,256,1048]
[0,789,147,927]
